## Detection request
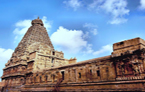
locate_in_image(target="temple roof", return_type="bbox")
[31,17,44,26]
[15,17,54,55]
[6,17,54,66]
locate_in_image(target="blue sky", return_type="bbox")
[0,0,145,80]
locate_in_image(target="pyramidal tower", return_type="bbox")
[14,17,54,57]
[1,18,76,85]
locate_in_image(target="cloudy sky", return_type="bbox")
[0,0,145,80]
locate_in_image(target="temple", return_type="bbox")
[1,18,145,92]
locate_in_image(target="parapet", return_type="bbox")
[112,37,145,56]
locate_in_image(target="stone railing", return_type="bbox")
[116,76,145,81]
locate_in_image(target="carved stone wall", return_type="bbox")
[1,18,76,89]
[2,18,145,92]
[20,48,145,92]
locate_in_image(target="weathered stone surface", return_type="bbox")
[112,37,145,56]
[0,18,76,92]
[1,18,145,92]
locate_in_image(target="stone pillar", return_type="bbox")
[70,68,76,82]
[63,69,69,83]
[100,65,108,81]
[108,62,116,80]
[143,59,145,71]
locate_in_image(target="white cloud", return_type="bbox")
[83,23,97,28]
[42,16,52,31]
[83,23,98,35]
[0,48,14,81]
[63,0,82,11]
[93,45,112,55]
[82,31,89,39]
[91,29,97,35]
[88,0,129,24]
[0,48,14,62]
[83,44,94,54]
[109,17,127,24]
[51,26,112,56]
[51,26,88,53]
[13,16,52,43]
[13,20,31,35]
[83,44,112,56]
[139,0,145,10]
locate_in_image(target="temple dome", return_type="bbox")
[31,17,43,26]
[11,17,54,58]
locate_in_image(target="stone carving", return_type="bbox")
[4,18,145,92]
[118,61,125,76]
[130,59,144,75]
[116,55,145,77]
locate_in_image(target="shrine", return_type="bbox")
[1,18,145,92]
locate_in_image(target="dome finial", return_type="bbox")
[31,17,44,26]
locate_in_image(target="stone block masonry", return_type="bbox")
[1,18,145,92]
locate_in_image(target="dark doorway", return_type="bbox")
[40,76,42,83]
[45,75,48,82]
[97,70,100,76]
[52,51,55,55]
[51,58,54,63]
[61,71,64,80]
[79,73,81,78]
[90,70,92,75]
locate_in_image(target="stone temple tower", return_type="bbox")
[1,17,76,86]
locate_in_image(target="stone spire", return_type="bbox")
[15,18,54,56]
[1,17,75,88]
[5,18,54,67]
[2,18,76,84]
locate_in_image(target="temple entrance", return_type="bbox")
[61,71,64,80]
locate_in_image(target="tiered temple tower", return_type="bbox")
[1,18,145,92]
[1,17,76,87]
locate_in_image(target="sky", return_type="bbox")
[0,0,145,80]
